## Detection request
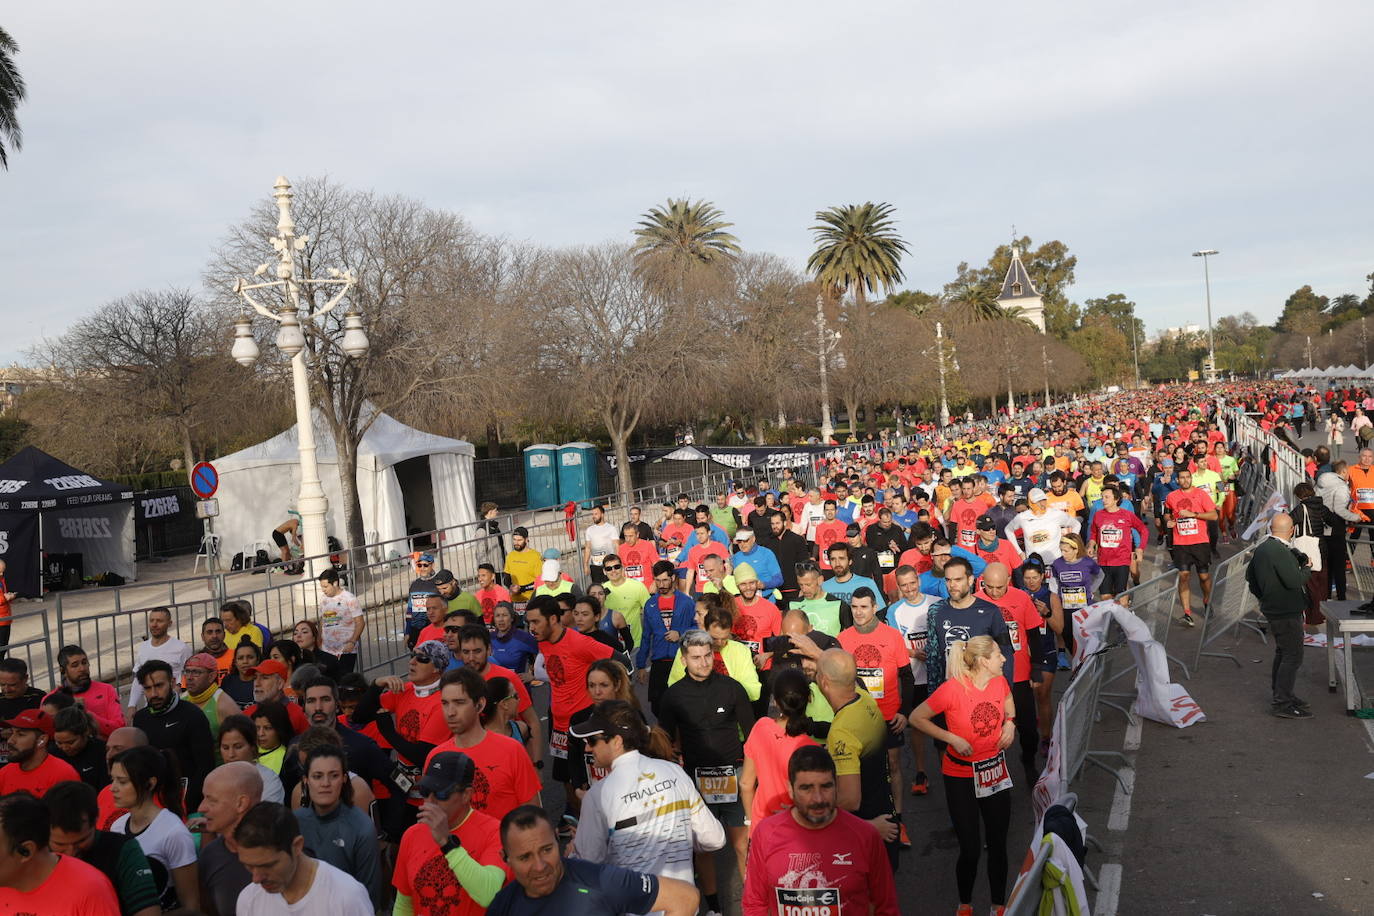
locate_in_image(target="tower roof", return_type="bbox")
[998,246,1040,301]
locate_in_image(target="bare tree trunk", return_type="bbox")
[179,423,196,484]
[843,396,859,439]
[485,420,501,459]
[866,403,879,438]
[777,404,787,428]
[753,418,766,445]
[611,430,633,496]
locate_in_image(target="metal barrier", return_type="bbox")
[1192,543,1264,670]
[1,606,58,692]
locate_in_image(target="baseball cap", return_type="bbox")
[568,709,638,740]
[410,582,440,598]
[246,659,289,679]
[3,709,54,737]
[541,548,561,560]
[184,652,219,671]
[418,751,476,796]
[417,553,436,565]
[845,523,862,536]
[1028,487,1048,502]
[431,569,456,586]
[512,526,529,538]
[734,529,755,541]
[976,516,996,530]
[413,639,451,670]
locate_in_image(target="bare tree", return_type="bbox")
[206,177,479,551]
[532,243,711,493]
[30,288,228,479]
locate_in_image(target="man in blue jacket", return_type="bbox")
[731,528,783,592]
[635,560,699,716]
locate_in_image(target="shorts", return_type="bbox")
[707,797,747,828]
[271,529,288,547]
[550,729,571,783]
[885,722,905,750]
[1171,543,1212,573]
[1100,565,1130,595]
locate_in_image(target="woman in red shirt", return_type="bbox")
[739,668,818,836]
[911,635,1017,916]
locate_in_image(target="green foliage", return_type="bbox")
[1068,315,1132,386]
[632,199,741,266]
[0,415,30,462]
[806,202,909,302]
[0,26,25,170]
[1081,293,1144,345]
[1275,284,1329,336]
[886,289,940,315]
[764,424,822,445]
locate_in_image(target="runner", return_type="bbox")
[1089,484,1149,599]
[634,561,697,716]
[888,565,940,797]
[738,667,819,835]
[1164,468,1219,626]
[600,557,650,654]
[1003,488,1079,566]
[975,562,1049,783]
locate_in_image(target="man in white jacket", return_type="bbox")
[567,700,725,900]
[1316,461,1366,602]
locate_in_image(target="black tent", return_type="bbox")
[0,446,136,597]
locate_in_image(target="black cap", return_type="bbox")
[975,516,996,530]
[568,710,637,740]
[512,526,529,538]
[845,523,862,536]
[431,569,456,586]
[419,751,476,795]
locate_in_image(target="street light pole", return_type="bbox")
[936,321,950,427]
[1192,249,1219,381]
[233,177,364,569]
[1130,304,1141,388]
[815,293,834,443]
[1042,343,1051,406]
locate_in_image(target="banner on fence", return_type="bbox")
[1072,601,1206,728]
[602,443,883,472]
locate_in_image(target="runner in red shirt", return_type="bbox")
[472,564,512,624]
[393,750,511,916]
[1164,469,1219,624]
[684,523,729,594]
[975,563,1049,783]
[741,745,899,916]
[814,502,849,572]
[350,640,452,805]
[0,710,78,797]
[428,667,542,823]
[948,483,985,551]
[617,524,660,588]
[454,623,544,765]
[0,794,120,915]
[524,596,611,812]
[1089,484,1150,598]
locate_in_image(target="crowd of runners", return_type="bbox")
[0,381,1340,915]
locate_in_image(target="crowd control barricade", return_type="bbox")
[1,607,57,692]
[1192,544,1263,670]
[1096,569,1185,722]
[1057,650,1130,792]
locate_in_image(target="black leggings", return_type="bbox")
[1011,681,1040,782]
[944,772,1012,905]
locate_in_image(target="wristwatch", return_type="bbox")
[533,759,545,770]
[441,835,462,854]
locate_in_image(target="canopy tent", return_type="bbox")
[0,446,136,597]
[213,405,476,558]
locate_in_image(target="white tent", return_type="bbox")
[213,405,476,558]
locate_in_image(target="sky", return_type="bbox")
[3,2,1372,363]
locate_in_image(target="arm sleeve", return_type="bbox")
[446,846,508,907]
[115,835,162,916]
[898,664,917,716]
[349,683,386,726]
[570,785,608,862]
[393,894,415,916]
[373,714,436,767]
[759,550,784,590]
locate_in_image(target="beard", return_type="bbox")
[6,744,32,764]
[796,802,833,826]
[68,675,92,693]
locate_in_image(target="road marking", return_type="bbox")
[1107,767,1136,831]
[1096,864,1123,916]
[1123,717,1142,752]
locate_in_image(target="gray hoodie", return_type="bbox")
[1315,470,1363,525]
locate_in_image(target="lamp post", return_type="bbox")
[815,293,834,442]
[232,176,364,568]
[936,321,951,427]
[1041,343,1051,407]
[1129,304,1141,389]
[1192,249,1219,381]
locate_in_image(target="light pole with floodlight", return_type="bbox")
[231,176,365,568]
[1192,249,1219,381]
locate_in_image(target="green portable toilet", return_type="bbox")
[523,444,558,509]
[557,442,600,508]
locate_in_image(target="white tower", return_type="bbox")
[996,245,1045,332]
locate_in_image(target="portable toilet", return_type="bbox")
[557,442,600,508]
[523,444,558,509]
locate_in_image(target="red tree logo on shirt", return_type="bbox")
[852,644,881,669]
[970,701,1001,738]
[469,766,491,810]
[735,615,758,639]
[413,851,466,915]
[545,655,566,687]
[398,708,422,742]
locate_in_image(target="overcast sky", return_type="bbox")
[3,2,1372,364]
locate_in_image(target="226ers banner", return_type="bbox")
[0,512,38,597]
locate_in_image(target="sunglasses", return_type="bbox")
[795,561,822,573]
[420,784,461,801]
[601,564,622,572]
[416,562,433,568]
[584,734,607,747]
[411,652,435,665]
[444,626,464,634]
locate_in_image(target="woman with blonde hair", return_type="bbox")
[910,635,1016,916]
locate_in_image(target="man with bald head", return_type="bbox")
[1245,512,1314,719]
[197,761,264,914]
[817,648,900,870]
[976,562,1052,781]
[96,727,147,829]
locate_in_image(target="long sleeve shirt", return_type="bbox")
[636,591,699,667]
[731,544,783,591]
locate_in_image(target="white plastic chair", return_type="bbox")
[193,533,222,573]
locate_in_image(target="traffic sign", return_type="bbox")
[190,461,219,499]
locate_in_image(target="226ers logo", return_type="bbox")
[851,644,881,669]
[545,655,566,687]
[413,850,472,915]
[970,701,1001,738]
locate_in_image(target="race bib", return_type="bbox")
[907,629,928,654]
[958,530,976,549]
[1176,517,1200,537]
[625,564,643,580]
[1099,527,1123,548]
[877,550,895,569]
[697,563,709,583]
[776,888,841,916]
[1357,488,1374,504]
[1006,619,1022,652]
[550,730,568,760]
[857,666,885,698]
[973,752,1013,798]
[591,550,608,565]
[1061,585,1087,609]
[585,753,608,783]
[695,765,739,804]
[392,761,422,798]
[742,639,761,655]
[1030,529,1049,545]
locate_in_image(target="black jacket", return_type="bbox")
[1245,536,1311,618]
[762,530,811,591]
[132,696,214,810]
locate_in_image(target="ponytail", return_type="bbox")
[945,635,998,688]
[646,725,677,761]
[771,667,814,738]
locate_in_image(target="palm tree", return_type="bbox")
[0,27,26,170]
[632,198,741,267]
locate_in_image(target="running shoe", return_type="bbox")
[1057,649,1071,670]
[1180,612,1196,627]
[956,906,974,916]
[910,772,929,796]
[1271,704,1313,719]
[899,822,912,848]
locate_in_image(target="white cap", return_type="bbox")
[1028,487,1048,502]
